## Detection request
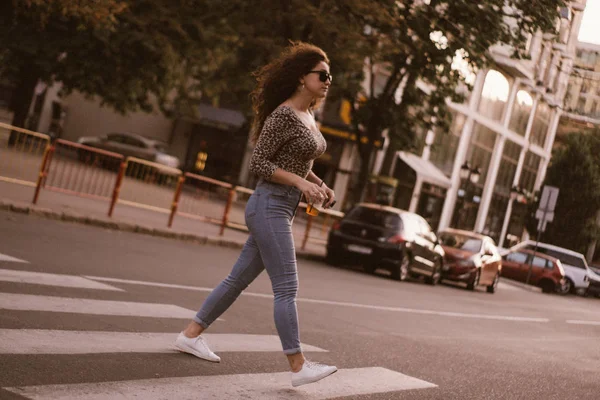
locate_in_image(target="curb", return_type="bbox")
[500,277,542,293]
[0,199,325,261]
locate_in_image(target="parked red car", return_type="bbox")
[438,229,502,293]
[501,249,566,293]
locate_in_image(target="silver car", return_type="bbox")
[77,132,179,168]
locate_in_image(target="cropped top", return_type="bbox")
[249,105,327,180]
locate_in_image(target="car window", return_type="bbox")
[526,246,587,269]
[346,207,402,229]
[439,233,482,252]
[531,256,549,269]
[106,133,124,143]
[122,136,146,148]
[506,251,529,264]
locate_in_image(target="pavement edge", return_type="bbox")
[0,199,324,262]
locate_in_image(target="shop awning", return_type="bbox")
[398,151,452,189]
[197,104,246,129]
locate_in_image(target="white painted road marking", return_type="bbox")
[87,275,549,323]
[0,330,326,354]
[0,252,28,263]
[85,275,219,294]
[0,293,195,318]
[4,367,436,399]
[0,269,123,291]
[566,320,600,326]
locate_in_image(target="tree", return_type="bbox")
[2,0,567,204]
[525,130,600,254]
[0,0,231,131]
[1,0,126,130]
[186,0,566,204]
[333,0,566,204]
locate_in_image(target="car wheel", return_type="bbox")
[466,269,480,291]
[486,273,499,294]
[558,278,573,295]
[392,254,410,281]
[425,260,442,285]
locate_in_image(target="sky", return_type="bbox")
[578,0,600,45]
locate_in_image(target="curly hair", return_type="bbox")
[249,42,330,144]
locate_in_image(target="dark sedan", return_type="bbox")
[438,228,502,293]
[326,203,445,284]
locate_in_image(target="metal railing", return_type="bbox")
[42,139,124,202]
[115,157,182,215]
[0,122,50,187]
[296,202,345,250]
[0,127,344,250]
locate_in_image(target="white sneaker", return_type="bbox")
[291,360,337,387]
[174,332,220,362]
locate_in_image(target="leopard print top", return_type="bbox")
[250,105,327,180]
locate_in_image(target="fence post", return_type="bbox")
[32,144,54,205]
[220,186,236,236]
[301,214,314,251]
[108,160,127,217]
[168,174,186,228]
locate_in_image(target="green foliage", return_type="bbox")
[0,0,230,120]
[526,129,600,253]
[1,0,567,201]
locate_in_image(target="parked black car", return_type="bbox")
[326,203,445,284]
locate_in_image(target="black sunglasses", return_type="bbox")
[308,70,333,83]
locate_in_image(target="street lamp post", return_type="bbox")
[457,162,481,229]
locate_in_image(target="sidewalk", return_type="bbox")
[0,181,328,260]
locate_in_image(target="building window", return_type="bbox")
[453,123,497,230]
[581,79,591,94]
[529,101,551,147]
[482,140,521,243]
[577,97,587,114]
[519,151,541,193]
[508,88,534,136]
[429,112,465,176]
[478,70,512,122]
[495,140,521,196]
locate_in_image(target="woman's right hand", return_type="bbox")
[296,179,329,205]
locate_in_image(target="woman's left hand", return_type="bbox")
[323,186,335,208]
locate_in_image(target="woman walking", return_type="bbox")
[174,42,338,387]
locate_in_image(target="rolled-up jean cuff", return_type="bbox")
[283,346,302,355]
[193,316,209,329]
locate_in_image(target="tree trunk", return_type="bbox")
[8,67,39,146]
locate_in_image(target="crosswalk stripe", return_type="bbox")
[0,252,28,263]
[0,293,195,318]
[4,367,436,399]
[86,275,548,322]
[566,320,600,326]
[0,330,326,354]
[0,269,123,291]
[84,275,217,293]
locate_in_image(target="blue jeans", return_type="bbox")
[194,179,303,355]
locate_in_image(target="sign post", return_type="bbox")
[526,185,559,285]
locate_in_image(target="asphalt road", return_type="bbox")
[0,210,599,399]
